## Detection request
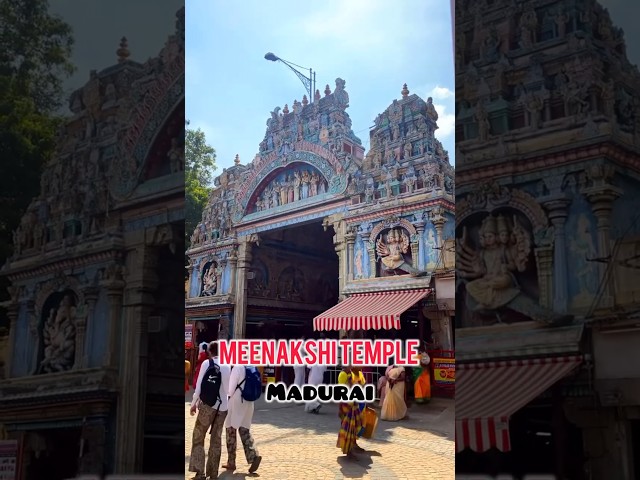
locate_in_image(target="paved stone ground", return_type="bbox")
[185,392,454,480]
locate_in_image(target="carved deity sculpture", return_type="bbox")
[375,228,425,276]
[39,294,77,373]
[426,97,439,122]
[168,137,184,173]
[201,265,217,296]
[457,214,569,325]
[474,101,490,141]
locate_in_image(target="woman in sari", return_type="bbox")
[414,350,431,404]
[380,365,407,421]
[337,365,365,458]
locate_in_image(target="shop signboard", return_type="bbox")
[433,357,455,385]
[0,440,18,480]
[262,366,276,385]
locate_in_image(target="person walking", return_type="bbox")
[223,364,263,474]
[304,364,327,413]
[192,342,209,391]
[188,341,231,480]
[293,337,307,388]
[336,365,366,459]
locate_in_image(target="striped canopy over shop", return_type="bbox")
[455,355,583,453]
[313,288,431,331]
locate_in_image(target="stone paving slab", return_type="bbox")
[185,393,454,480]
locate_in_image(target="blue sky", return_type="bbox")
[186,0,454,175]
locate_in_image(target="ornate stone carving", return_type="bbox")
[38,293,77,374]
[375,228,426,277]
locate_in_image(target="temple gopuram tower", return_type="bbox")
[455,0,640,477]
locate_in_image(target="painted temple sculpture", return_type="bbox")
[186,80,455,348]
[455,0,640,476]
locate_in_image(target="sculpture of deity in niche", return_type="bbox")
[200,262,217,296]
[252,164,328,213]
[38,292,77,373]
[375,228,426,277]
[456,213,571,326]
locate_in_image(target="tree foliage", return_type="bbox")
[0,0,74,328]
[185,120,216,252]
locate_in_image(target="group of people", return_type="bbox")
[188,341,262,480]
[186,340,434,471]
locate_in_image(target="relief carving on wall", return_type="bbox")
[456,210,570,327]
[375,228,426,277]
[200,262,218,296]
[38,292,77,374]
[276,266,306,302]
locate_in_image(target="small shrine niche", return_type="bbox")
[37,290,78,374]
[374,227,420,277]
[200,261,218,297]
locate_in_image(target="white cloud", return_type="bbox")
[430,85,453,100]
[434,104,455,138]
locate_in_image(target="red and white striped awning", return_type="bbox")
[456,355,582,453]
[313,289,430,331]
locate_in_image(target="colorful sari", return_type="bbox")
[336,370,365,454]
[414,352,431,403]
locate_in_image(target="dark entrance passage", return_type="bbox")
[246,220,338,384]
[24,428,81,480]
[246,220,338,340]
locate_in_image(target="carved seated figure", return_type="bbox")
[201,268,217,296]
[40,294,77,373]
[375,228,427,277]
[457,215,572,326]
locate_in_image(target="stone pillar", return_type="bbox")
[432,212,446,271]
[216,260,226,295]
[104,271,124,368]
[345,231,356,281]
[3,301,19,378]
[414,221,426,270]
[583,186,622,308]
[114,245,157,474]
[366,236,376,279]
[232,237,256,339]
[534,246,553,308]
[360,232,371,278]
[75,288,98,370]
[186,262,195,299]
[335,241,347,298]
[26,301,38,375]
[544,198,571,313]
[228,252,238,295]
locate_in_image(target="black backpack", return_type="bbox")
[236,367,262,402]
[200,359,223,408]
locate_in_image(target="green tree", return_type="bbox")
[0,0,75,329]
[185,120,217,252]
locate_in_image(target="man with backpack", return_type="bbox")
[222,364,263,474]
[188,341,231,480]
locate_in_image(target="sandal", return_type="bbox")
[249,455,262,473]
[221,463,236,471]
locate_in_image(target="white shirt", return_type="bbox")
[307,365,327,385]
[226,365,257,429]
[192,357,231,411]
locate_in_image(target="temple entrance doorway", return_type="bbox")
[23,428,81,480]
[246,220,339,340]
